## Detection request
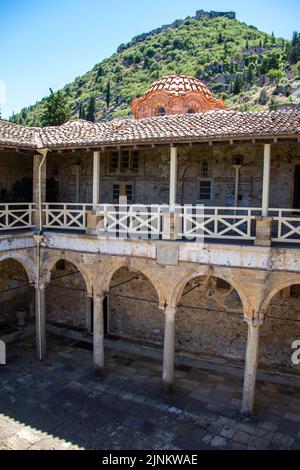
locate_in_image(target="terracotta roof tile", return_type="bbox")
[0,110,299,150]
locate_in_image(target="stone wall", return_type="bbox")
[260,289,300,370]
[45,260,87,328]
[0,151,33,200]
[0,259,33,328]
[195,10,236,20]
[109,267,164,346]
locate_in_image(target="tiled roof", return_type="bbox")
[144,74,216,99]
[0,109,299,150]
[0,120,43,148]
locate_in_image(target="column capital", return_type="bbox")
[93,291,106,302]
[34,280,47,290]
[244,317,263,327]
[164,306,177,317]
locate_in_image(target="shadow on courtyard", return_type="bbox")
[0,334,300,450]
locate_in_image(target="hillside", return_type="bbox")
[10,11,300,126]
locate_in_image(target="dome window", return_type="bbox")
[156,107,166,116]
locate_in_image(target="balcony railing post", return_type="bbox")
[255,216,272,246]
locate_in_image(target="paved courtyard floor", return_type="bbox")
[0,334,300,450]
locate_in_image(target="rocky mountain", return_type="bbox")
[10,10,300,126]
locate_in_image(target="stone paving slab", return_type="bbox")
[0,334,299,450]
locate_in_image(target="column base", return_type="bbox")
[162,381,174,394]
[94,365,106,377]
[240,404,254,416]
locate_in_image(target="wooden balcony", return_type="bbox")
[1,202,300,247]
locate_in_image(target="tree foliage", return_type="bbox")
[10,16,296,125]
[41,88,70,127]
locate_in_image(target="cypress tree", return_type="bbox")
[78,102,85,119]
[106,82,111,109]
[86,97,96,122]
[41,88,70,127]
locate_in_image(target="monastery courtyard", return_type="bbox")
[0,333,299,451]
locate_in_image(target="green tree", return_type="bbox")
[105,82,111,109]
[295,61,300,77]
[86,97,96,122]
[271,31,275,46]
[289,31,300,64]
[268,69,284,84]
[78,102,85,119]
[233,75,242,94]
[41,88,70,127]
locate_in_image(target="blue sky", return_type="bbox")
[0,0,299,118]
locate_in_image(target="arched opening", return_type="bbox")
[260,284,300,374]
[187,108,196,114]
[46,260,89,337]
[108,267,163,348]
[0,259,34,347]
[156,107,166,117]
[176,275,246,363]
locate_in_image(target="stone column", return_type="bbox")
[262,144,271,217]
[169,147,178,210]
[35,283,46,361]
[241,318,262,414]
[93,151,100,210]
[162,306,176,392]
[93,293,105,375]
[85,296,93,334]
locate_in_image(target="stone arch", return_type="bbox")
[259,275,300,318]
[98,258,163,306]
[258,276,300,371]
[0,253,35,284]
[106,262,164,347]
[169,267,251,316]
[171,269,249,364]
[0,255,35,331]
[43,255,91,331]
[41,253,92,295]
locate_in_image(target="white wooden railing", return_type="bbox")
[2,203,300,245]
[177,206,261,240]
[0,203,35,230]
[96,204,262,241]
[43,203,93,231]
[270,208,300,243]
[97,204,164,238]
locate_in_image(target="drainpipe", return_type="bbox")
[36,148,48,233]
[33,148,48,360]
[33,232,45,360]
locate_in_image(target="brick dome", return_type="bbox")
[131,74,225,119]
[144,75,215,98]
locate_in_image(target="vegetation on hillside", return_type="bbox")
[9,16,300,127]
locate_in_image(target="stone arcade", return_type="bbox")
[0,75,300,416]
